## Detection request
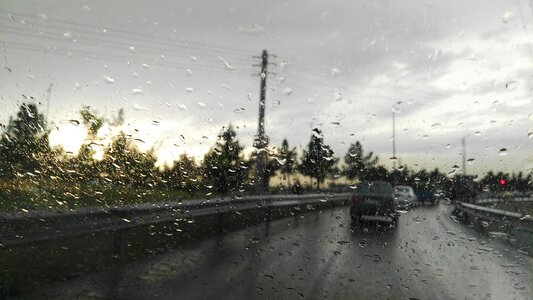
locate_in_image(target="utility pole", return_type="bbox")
[254,50,269,193]
[461,136,466,176]
[392,111,397,171]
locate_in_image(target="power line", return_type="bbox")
[0,40,254,75]
[0,21,256,66]
[0,10,257,57]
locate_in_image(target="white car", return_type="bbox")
[394,186,418,208]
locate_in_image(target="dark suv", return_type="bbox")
[350,181,398,224]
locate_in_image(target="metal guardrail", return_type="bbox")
[475,197,533,205]
[0,193,350,247]
[455,201,533,232]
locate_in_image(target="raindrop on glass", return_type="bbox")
[103,75,115,84]
[282,87,293,96]
[133,104,149,111]
[505,81,518,90]
[502,11,515,23]
[132,88,144,95]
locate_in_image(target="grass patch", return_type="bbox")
[0,178,209,212]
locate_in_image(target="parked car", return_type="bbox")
[350,181,398,224]
[394,186,418,208]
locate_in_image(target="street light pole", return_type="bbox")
[461,136,466,176]
[392,111,396,171]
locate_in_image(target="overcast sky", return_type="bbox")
[1,0,532,176]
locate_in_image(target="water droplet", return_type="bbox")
[473,131,482,136]
[221,83,232,90]
[62,119,80,126]
[129,46,136,53]
[186,68,193,76]
[185,87,194,93]
[331,68,341,76]
[282,87,293,96]
[429,48,442,60]
[151,120,160,125]
[446,144,451,149]
[334,89,343,101]
[217,56,234,70]
[498,148,508,156]
[190,55,198,62]
[142,63,150,69]
[197,102,206,108]
[422,135,429,140]
[505,81,518,90]
[430,123,441,128]
[502,11,515,23]
[103,75,115,84]
[133,104,149,111]
[467,158,475,165]
[63,32,72,38]
[528,130,533,139]
[132,88,144,95]
[234,107,245,113]
[177,103,187,111]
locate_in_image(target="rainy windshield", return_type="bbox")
[1,0,532,299]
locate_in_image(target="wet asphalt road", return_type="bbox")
[31,203,532,300]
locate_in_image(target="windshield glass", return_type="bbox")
[1,0,532,299]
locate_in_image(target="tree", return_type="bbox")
[0,103,51,178]
[299,128,337,190]
[249,146,282,191]
[76,106,105,181]
[343,141,378,182]
[279,139,297,187]
[163,154,200,193]
[202,125,248,195]
[101,131,157,187]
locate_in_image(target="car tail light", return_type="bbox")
[351,195,358,205]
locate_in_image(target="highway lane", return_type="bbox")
[30,203,532,300]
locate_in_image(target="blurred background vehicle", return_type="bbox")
[394,185,418,209]
[350,181,398,224]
